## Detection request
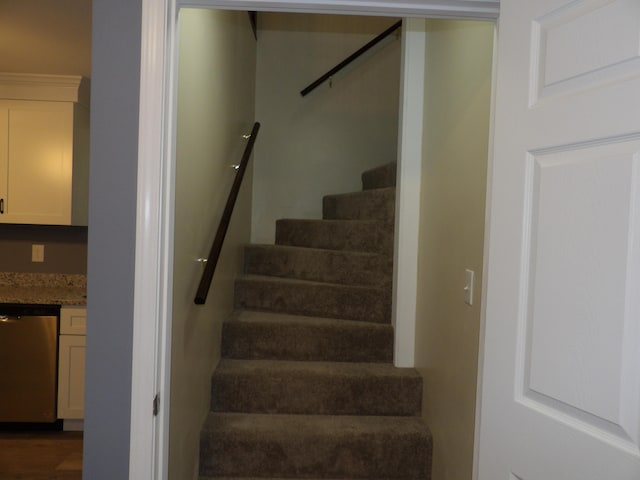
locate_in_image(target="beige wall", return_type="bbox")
[0,0,91,77]
[251,13,401,244]
[0,225,87,273]
[170,9,256,480]
[0,0,91,275]
[414,20,493,480]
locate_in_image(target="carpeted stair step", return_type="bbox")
[362,162,397,190]
[221,311,393,362]
[199,413,432,478]
[275,219,393,255]
[200,478,427,480]
[234,275,391,323]
[200,478,417,480]
[323,187,396,222]
[211,359,422,416]
[244,244,392,286]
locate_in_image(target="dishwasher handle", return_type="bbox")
[0,314,20,323]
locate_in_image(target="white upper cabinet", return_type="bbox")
[0,74,89,226]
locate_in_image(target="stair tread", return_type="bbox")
[215,358,419,379]
[323,187,395,222]
[324,186,395,200]
[235,275,391,323]
[228,310,392,330]
[212,359,422,415]
[276,218,393,255]
[362,162,396,175]
[278,218,383,224]
[203,412,430,435]
[201,413,431,478]
[276,218,391,229]
[246,243,388,259]
[222,310,394,363]
[237,273,387,290]
[361,162,397,190]
[244,243,392,286]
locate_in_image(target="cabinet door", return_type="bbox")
[57,334,86,419]
[0,100,74,225]
[60,306,87,335]
[0,105,7,214]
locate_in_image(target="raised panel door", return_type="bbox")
[57,334,86,419]
[0,104,8,216]
[478,0,640,478]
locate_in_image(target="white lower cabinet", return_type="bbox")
[58,306,86,421]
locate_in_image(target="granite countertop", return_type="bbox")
[0,272,87,306]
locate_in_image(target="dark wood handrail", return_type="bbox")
[194,122,261,305]
[300,20,402,97]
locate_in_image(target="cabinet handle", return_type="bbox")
[0,198,3,214]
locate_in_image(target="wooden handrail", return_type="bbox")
[300,20,402,97]
[194,122,261,305]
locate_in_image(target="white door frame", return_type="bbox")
[131,1,500,479]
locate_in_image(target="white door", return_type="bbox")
[478,0,640,478]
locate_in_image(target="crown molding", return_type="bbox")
[0,73,90,105]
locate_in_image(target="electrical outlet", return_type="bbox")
[32,244,45,263]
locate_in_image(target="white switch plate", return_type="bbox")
[464,269,474,306]
[32,244,45,262]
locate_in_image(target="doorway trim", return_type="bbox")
[131,1,500,479]
[393,17,426,367]
[179,0,499,18]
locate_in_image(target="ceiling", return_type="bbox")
[0,0,91,78]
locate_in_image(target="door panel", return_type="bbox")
[522,138,640,444]
[7,102,73,223]
[532,0,640,101]
[478,0,640,478]
[0,105,7,207]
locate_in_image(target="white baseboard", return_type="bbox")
[63,419,84,431]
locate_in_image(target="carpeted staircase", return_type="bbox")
[199,162,432,479]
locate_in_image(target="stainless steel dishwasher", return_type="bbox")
[0,304,60,423]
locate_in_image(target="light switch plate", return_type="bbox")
[32,244,45,262]
[464,269,474,306]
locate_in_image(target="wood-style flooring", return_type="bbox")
[0,431,82,480]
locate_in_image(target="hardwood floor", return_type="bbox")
[0,431,82,480]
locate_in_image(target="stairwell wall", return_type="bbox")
[170,9,256,480]
[414,19,493,480]
[251,13,401,244]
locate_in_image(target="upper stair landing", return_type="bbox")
[361,161,397,190]
[323,186,395,223]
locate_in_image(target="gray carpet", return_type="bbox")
[200,162,432,479]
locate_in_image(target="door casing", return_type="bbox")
[130,1,500,479]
